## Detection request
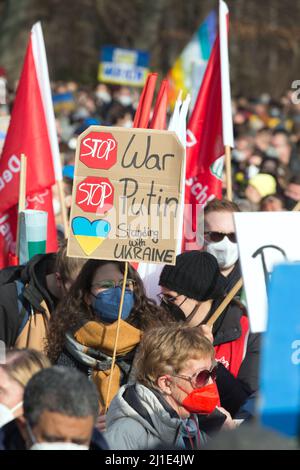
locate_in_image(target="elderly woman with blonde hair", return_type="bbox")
[104,324,234,450]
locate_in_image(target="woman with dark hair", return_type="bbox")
[46,259,171,411]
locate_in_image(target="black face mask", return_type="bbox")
[161,298,186,322]
[161,298,200,324]
[284,196,297,211]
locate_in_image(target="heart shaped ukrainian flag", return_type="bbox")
[72,217,111,255]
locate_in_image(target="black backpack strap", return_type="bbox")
[122,385,154,428]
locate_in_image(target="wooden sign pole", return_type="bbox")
[292,200,300,212]
[57,179,69,236]
[225,145,233,201]
[16,154,27,259]
[207,277,243,327]
[105,261,129,413]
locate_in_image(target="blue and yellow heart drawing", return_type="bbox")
[72,216,111,255]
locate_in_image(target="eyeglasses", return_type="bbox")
[91,279,135,292]
[204,231,237,243]
[173,364,218,389]
[157,292,179,304]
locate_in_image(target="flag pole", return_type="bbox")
[292,201,300,212]
[207,277,243,327]
[16,154,27,258]
[105,261,129,413]
[57,179,69,236]
[225,144,233,201]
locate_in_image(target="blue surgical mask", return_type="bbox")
[91,287,134,323]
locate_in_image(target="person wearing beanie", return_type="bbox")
[245,173,277,205]
[159,251,261,420]
[159,251,226,327]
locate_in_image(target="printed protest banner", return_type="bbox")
[260,263,300,437]
[67,126,185,265]
[98,46,150,87]
[234,212,300,333]
[52,91,75,114]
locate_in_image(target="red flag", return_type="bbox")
[133,73,158,128]
[0,40,55,212]
[182,34,224,251]
[183,0,234,251]
[0,25,58,265]
[149,79,169,130]
[0,208,17,268]
[184,158,224,251]
[185,34,223,180]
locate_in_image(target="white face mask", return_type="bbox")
[123,120,133,128]
[30,442,89,451]
[117,95,132,107]
[96,91,111,104]
[232,149,247,162]
[26,421,89,450]
[206,236,239,270]
[0,401,23,428]
[52,197,61,216]
[247,164,260,179]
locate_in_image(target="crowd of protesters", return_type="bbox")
[2,80,300,215]
[0,80,300,451]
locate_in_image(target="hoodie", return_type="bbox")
[0,253,57,348]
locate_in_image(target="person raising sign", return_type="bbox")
[46,259,171,413]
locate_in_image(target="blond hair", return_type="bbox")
[135,324,215,389]
[1,349,51,388]
[55,239,87,285]
[204,198,241,215]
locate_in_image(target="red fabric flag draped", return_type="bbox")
[149,79,169,130]
[133,73,158,128]
[186,33,223,178]
[183,33,224,251]
[0,31,58,267]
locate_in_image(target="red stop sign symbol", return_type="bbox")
[76,177,114,214]
[79,131,117,169]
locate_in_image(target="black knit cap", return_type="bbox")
[159,251,226,301]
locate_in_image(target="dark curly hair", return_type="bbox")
[46,259,173,363]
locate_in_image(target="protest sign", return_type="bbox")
[52,91,75,114]
[260,263,300,437]
[67,126,185,265]
[98,46,149,87]
[234,212,300,332]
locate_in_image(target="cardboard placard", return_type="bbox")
[234,212,300,332]
[67,126,185,265]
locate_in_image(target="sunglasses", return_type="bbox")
[204,231,237,243]
[173,364,218,389]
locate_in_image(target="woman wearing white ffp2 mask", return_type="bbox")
[0,402,23,428]
[0,349,50,428]
[205,231,239,270]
